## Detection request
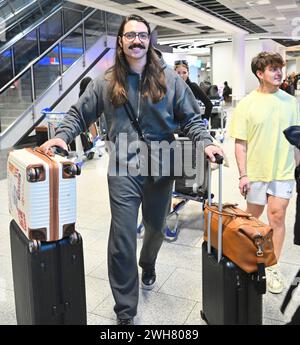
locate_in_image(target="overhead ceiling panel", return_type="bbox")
[183,0,267,33]
[69,0,300,48]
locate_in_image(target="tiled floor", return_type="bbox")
[0,108,299,325]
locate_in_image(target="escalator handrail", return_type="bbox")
[0,0,38,21]
[0,1,93,52]
[0,7,98,95]
[14,46,110,147]
[0,1,63,55]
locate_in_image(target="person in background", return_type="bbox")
[294,72,300,91]
[174,60,212,121]
[171,60,213,216]
[230,51,300,294]
[79,76,92,97]
[40,14,222,325]
[280,79,290,93]
[222,81,232,103]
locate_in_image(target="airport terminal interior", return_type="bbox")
[0,0,300,325]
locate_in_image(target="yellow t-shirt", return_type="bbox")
[230,89,300,182]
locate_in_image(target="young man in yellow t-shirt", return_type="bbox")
[230,51,300,294]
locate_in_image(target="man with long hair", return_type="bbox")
[230,52,300,294]
[41,14,222,325]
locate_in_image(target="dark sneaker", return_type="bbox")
[141,268,156,290]
[116,317,134,325]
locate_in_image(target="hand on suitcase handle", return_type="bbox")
[213,154,223,165]
[204,144,224,163]
[52,146,69,157]
[40,138,69,155]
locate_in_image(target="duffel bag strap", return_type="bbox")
[205,205,253,219]
[255,236,266,294]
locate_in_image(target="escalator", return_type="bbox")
[0,2,121,147]
[0,2,124,179]
[0,1,94,89]
[0,0,63,51]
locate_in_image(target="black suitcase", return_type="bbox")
[201,242,262,325]
[10,219,87,325]
[201,156,263,325]
[174,138,208,198]
[210,113,227,130]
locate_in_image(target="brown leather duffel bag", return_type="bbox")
[204,203,277,273]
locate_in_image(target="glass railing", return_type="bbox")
[0,1,96,89]
[0,1,37,23]
[0,0,63,50]
[0,6,110,133]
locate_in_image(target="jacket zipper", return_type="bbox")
[137,74,142,119]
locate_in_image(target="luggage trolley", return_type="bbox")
[137,137,209,242]
[42,108,103,162]
[137,99,226,242]
[198,99,227,143]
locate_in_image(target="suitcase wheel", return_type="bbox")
[64,164,81,177]
[28,239,41,253]
[86,152,95,160]
[27,167,42,182]
[69,232,81,245]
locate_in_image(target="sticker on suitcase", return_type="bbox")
[7,148,80,241]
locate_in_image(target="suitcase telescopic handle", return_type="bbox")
[214,154,223,165]
[52,146,69,157]
[207,153,223,262]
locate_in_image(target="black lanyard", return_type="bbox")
[124,101,146,142]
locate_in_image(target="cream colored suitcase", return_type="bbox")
[8,147,80,241]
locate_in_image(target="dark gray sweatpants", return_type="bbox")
[107,174,174,320]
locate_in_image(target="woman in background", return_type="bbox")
[174,60,212,121]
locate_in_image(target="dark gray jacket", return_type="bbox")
[55,52,213,175]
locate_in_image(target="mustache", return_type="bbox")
[129,43,145,50]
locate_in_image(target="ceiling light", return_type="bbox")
[257,0,270,4]
[275,17,286,21]
[276,4,298,10]
[247,0,270,5]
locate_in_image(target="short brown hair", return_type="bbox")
[251,52,285,79]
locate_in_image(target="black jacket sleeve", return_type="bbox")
[187,80,213,120]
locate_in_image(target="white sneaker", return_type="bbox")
[266,265,284,294]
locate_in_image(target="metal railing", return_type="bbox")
[0,1,64,51]
[0,7,107,132]
[0,1,96,90]
[0,7,98,94]
[0,7,122,135]
[14,45,110,147]
[0,1,63,55]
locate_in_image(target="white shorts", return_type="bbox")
[246,180,295,206]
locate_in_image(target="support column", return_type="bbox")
[232,33,246,107]
[278,47,286,77]
[296,57,300,73]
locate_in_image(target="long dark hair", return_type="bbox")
[105,14,167,107]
